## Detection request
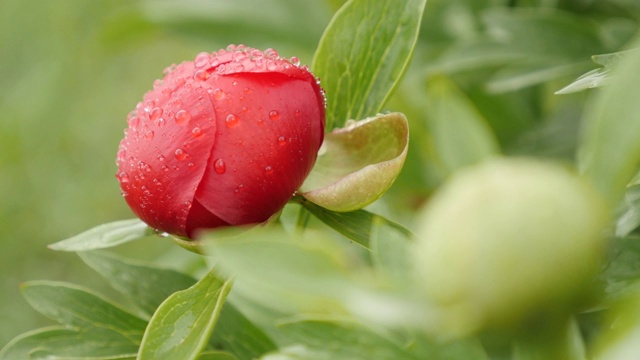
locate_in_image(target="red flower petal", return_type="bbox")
[117,46,325,238]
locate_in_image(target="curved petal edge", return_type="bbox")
[300,112,409,212]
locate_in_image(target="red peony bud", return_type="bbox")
[116,45,326,238]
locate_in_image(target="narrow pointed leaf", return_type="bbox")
[298,198,413,249]
[556,49,638,94]
[578,39,640,205]
[48,219,150,251]
[300,113,408,212]
[313,0,427,129]
[137,268,232,360]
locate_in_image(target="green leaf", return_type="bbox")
[137,267,232,360]
[556,50,637,95]
[11,282,148,359]
[209,304,277,360]
[48,219,150,251]
[0,326,137,360]
[601,236,640,300]
[79,252,276,360]
[578,38,640,206]
[313,0,427,129]
[297,197,413,249]
[203,227,355,313]
[277,317,418,360]
[21,281,147,334]
[369,216,412,285]
[78,251,197,317]
[424,76,500,174]
[300,112,409,212]
[615,183,640,237]
[197,351,239,360]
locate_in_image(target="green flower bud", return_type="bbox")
[413,158,609,336]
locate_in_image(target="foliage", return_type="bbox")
[3,0,640,359]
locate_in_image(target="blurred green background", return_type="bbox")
[1,0,638,347]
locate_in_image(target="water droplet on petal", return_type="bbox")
[157,118,166,127]
[157,155,165,162]
[269,110,280,121]
[145,130,155,140]
[174,148,188,161]
[266,60,277,71]
[194,52,210,68]
[143,99,155,112]
[265,165,274,175]
[225,114,239,128]
[194,70,209,81]
[149,107,163,121]
[212,88,225,100]
[234,184,245,194]
[278,136,287,145]
[117,149,127,162]
[192,127,203,138]
[214,159,226,174]
[290,56,300,66]
[175,110,191,125]
[128,116,140,128]
[118,172,130,183]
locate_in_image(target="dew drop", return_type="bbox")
[225,114,239,128]
[234,184,245,194]
[290,56,300,66]
[244,87,251,94]
[266,60,277,71]
[118,172,130,183]
[145,130,155,140]
[117,149,127,162]
[143,99,155,112]
[192,127,203,138]
[157,118,166,127]
[149,107,163,121]
[162,165,169,172]
[265,48,278,58]
[212,88,225,100]
[194,70,209,81]
[214,159,226,174]
[269,110,280,121]
[157,155,165,162]
[128,116,140,128]
[294,109,301,117]
[278,136,287,145]
[264,165,274,175]
[188,162,195,170]
[175,110,191,125]
[174,148,188,161]
[154,229,169,237]
[194,52,210,68]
